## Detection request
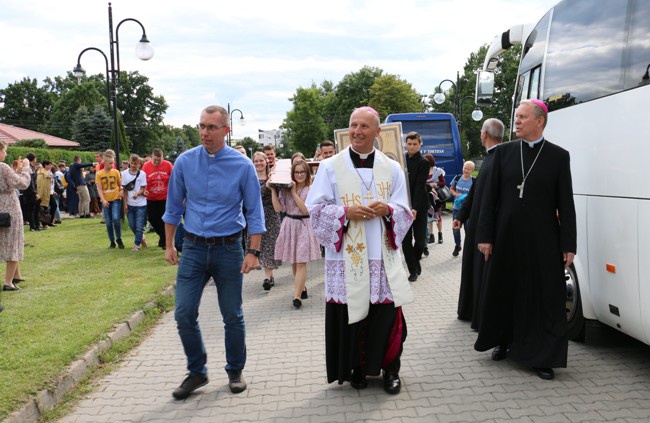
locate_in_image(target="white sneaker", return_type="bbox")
[131,246,139,252]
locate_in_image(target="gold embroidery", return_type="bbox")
[376,181,392,200]
[340,193,362,207]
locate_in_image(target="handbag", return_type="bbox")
[54,177,65,194]
[436,185,451,202]
[123,170,140,192]
[0,212,10,227]
[39,207,51,226]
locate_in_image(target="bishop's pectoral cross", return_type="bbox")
[363,192,375,201]
[517,181,525,198]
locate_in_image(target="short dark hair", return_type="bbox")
[152,148,163,157]
[405,132,421,143]
[320,140,335,149]
[42,159,52,167]
[262,145,275,152]
[26,153,36,162]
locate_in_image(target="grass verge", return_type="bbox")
[0,217,177,420]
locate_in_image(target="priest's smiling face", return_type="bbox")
[349,109,381,154]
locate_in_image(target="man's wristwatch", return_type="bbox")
[246,248,261,257]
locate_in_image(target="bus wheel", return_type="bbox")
[566,264,585,342]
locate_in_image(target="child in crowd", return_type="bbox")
[122,154,148,252]
[96,152,123,249]
[269,159,321,309]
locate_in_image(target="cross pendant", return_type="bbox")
[517,181,525,198]
[363,192,375,201]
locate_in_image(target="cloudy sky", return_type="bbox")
[0,0,559,140]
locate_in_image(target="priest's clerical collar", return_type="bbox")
[523,137,544,148]
[486,144,499,153]
[349,147,375,168]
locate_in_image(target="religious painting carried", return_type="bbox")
[333,122,406,172]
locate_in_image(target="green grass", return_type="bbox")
[0,217,177,420]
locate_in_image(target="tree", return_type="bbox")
[281,86,328,156]
[0,77,55,131]
[324,66,384,135]
[43,81,106,140]
[368,74,423,120]
[71,105,112,151]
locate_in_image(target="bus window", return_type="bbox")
[529,66,541,100]
[519,11,550,74]
[625,1,650,89]
[544,0,628,110]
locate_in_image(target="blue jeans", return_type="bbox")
[126,205,147,246]
[103,199,122,242]
[174,235,246,377]
[452,208,469,247]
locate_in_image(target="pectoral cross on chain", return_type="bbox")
[363,192,375,201]
[517,181,525,198]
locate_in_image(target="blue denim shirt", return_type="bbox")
[163,145,265,237]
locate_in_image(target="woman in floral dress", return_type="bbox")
[250,151,282,291]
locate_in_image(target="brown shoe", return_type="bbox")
[227,370,247,393]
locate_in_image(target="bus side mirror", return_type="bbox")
[475,70,495,105]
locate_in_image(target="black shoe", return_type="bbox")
[12,278,25,284]
[452,245,461,257]
[109,242,116,249]
[54,220,62,224]
[3,284,20,291]
[301,288,308,299]
[438,233,443,244]
[383,372,402,395]
[350,369,368,390]
[428,234,435,244]
[408,273,418,282]
[263,279,272,291]
[293,298,302,309]
[422,247,429,257]
[534,367,554,380]
[116,239,125,249]
[30,227,43,232]
[491,345,508,361]
[172,374,208,400]
[227,370,247,393]
[416,261,422,275]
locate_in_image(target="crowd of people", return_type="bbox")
[2,100,576,400]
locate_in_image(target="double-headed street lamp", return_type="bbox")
[73,2,153,165]
[434,72,483,126]
[227,103,246,147]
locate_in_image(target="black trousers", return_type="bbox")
[147,199,167,247]
[401,209,428,275]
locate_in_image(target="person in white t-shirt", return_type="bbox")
[122,154,148,251]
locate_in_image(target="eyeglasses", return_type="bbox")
[198,124,227,132]
[294,171,307,175]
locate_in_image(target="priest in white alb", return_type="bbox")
[306,106,414,395]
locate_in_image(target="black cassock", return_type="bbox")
[475,139,576,368]
[456,147,496,328]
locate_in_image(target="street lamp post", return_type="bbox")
[73,2,153,165]
[227,103,246,147]
[458,95,484,129]
[433,71,461,118]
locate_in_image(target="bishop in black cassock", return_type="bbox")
[474,100,576,380]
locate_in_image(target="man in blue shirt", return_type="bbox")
[163,105,265,400]
[68,156,96,218]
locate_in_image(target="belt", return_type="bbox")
[184,231,242,246]
[285,214,310,220]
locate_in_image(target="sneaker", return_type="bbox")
[116,239,125,249]
[423,247,429,257]
[109,242,116,249]
[438,233,443,244]
[131,245,140,252]
[428,234,435,244]
[172,374,209,400]
[227,370,247,393]
[453,245,461,257]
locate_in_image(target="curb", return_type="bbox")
[2,285,175,423]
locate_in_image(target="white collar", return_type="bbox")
[350,146,375,160]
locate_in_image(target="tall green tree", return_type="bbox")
[43,81,106,140]
[282,86,328,156]
[324,66,383,134]
[71,105,112,151]
[369,74,423,120]
[0,77,55,131]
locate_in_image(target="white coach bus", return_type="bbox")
[476,0,650,344]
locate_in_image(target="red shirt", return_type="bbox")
[142,160,173,201]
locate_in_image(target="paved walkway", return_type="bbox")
[59,215,650,423]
